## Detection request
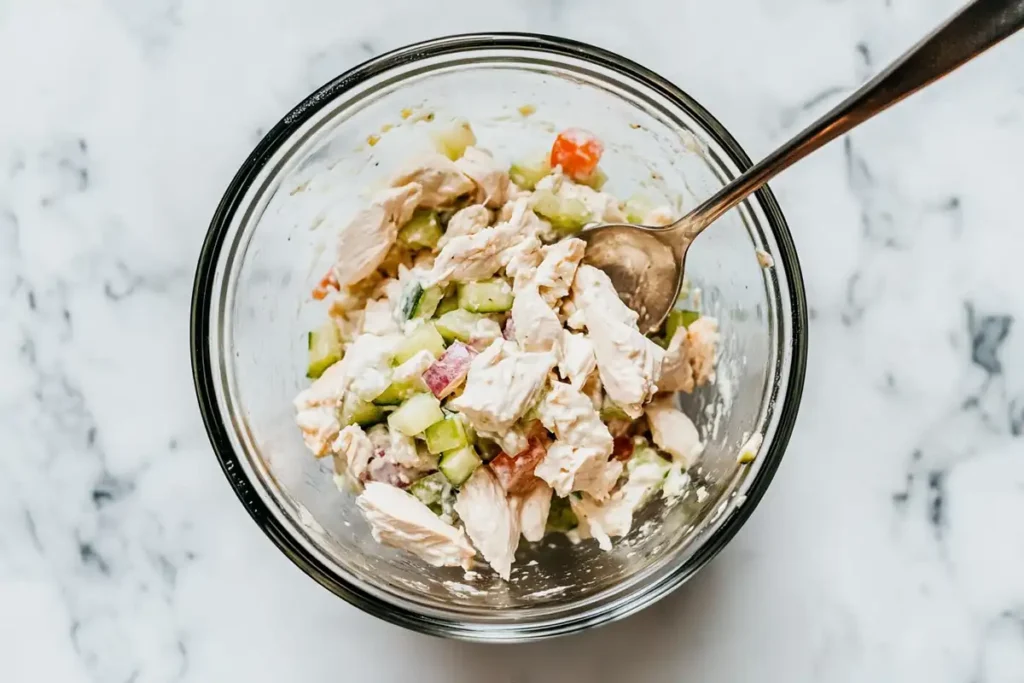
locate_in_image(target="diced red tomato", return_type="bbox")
[549,128,603,181]
[311,270,339,300]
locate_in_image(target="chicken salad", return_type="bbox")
[295,123,718,580]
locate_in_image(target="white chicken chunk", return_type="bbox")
[569,264,638,328]
[361,298,399,335]
[438,204,492,248]
[512,482,553,543]
[331,183,423,288]
[557,330,596,390]
[455,147,511,208]
[448,340,556,435]
[343,333,401,402]
[389,153,474,208]
[645,396,704,468]
[570,265,663,418]
[659,316,720,393]
[454,467,520,580]
[529,238,586,306]
[293,361,348,457]
[511,286,562,353]
[570,456,668,550]
[357,482,477,569]
[425,221,520,286]
[533,382,621,500]
[331,424,374,483]
[390,349,435,392]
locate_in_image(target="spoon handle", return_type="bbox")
[675,0,1024,239]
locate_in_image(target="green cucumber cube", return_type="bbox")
[435,309,486,343]
[424,416,470,455]
[509,160,551,190]
[398,210,443,250]
[392,322,447,365]
[435,290,460,317]
[387,393,445,436]
[438,445,482,486]
[398,281,424,321]
[306,321,343,379]
[413,286,445,319]
[457,279,513,313]
[372,380,417,406]
[339,394,385,427]
[408,472,448,508]
[545,496,578,532]
[432,119,476,161]
[665,309,700,342]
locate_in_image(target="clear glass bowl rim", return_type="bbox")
[190,32,809,641]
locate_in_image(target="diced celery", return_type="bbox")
[413,286,444,319]
[392,322,447,365]
[398,210,443,250]
[408,472,447,507]
[509,160,551,190]
[387,393,445,436]
[435,309,487,343]
[579,167,607,191]
[306,321,343,379]
[533,190,590,234]
[546,496,578,532]
[457,279,514,313]
[433,119,477,160]
[339,394,385,427]
[372,380,417,406]
[424,416,470,455]
[438,445,482,486]
[435,290,460,317]
[666,309,700,342]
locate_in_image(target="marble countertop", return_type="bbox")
[2,0,1023,681]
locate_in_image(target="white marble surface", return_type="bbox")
[2,0,1023,680]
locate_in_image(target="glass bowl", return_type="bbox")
[191,33,807,641]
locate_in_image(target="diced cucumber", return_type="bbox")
[414,286,444,319]
[624,195,652,224]
[372,380,417,406]
[532,190,591,234]
[458,279,514,313]
[599,397,632,422]
[398,210,442,250]
[435,290,460,317]
[665,309,700,341]
[339,394,385,427]
[509,160,551,190]
[628,446,671,476]
[438,445,482,486]
[435,309,487,343]
[392,322,447,365]
[579,167,607,191]
[306,321,343,379]
[432,119,476,160]
[546,496,578,532]
[424,416,470,455]
[408,472,447,507]
[475,438,501,463]
[387,393,445,436]
[398,281,424,321]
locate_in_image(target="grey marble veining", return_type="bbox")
[1,0,1022,681]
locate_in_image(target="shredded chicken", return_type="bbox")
[331,184,423,288]
[454,467,520,579]
[513,482,553,543]
[455,147,511,208]
[389,153,475,208]
[645,396,704,468]
[357,482,477,568]
[438,204,492,248]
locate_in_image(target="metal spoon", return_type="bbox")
[582,0,1024,334]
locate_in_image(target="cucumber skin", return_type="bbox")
[457,280,514,313]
